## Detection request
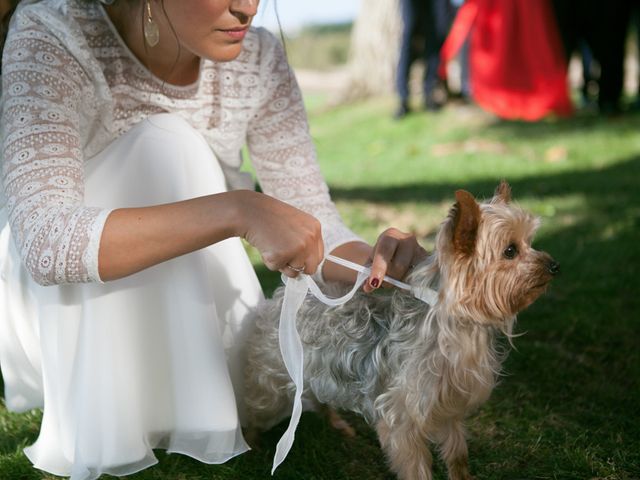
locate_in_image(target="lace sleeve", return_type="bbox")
[247,29,362,257]
[1,13,111,285]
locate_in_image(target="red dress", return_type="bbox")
[440,0,573,120]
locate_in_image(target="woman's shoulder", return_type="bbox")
[243,26,286,62]
[7,0,104,71]
[9,0,98,47]
[13,0,87,25]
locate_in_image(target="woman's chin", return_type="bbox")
[207,43,245,62]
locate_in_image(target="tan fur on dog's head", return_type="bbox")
[436,181,558,325]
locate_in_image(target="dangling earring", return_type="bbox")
[143,0,160,47]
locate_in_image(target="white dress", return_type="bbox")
[0,0,360,478]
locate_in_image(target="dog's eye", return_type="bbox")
[503,244,518,259]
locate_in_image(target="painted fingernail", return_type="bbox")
[370,278,380,289]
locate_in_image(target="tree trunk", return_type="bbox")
[338,0,402,102]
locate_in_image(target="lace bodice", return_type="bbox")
[1,0,360,286]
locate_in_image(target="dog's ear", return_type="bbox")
[493,180,512,204]
[453,190,481,255]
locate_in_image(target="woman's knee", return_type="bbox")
[128,113,212,154]
[85,114,228,207]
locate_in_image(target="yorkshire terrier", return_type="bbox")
[244,181,559,480]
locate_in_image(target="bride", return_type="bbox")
[0,0,426,478]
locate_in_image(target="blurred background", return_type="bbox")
[254,0,361,33]
[252,0,639,116]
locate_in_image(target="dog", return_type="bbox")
[244,181,559,480]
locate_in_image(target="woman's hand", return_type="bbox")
[363,228,428,293]
[323,228,428,291]
[234,190,324,277]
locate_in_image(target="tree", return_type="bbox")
[338,0,402,102]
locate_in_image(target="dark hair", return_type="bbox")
[1,0,21,73]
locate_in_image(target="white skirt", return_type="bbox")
[0,114,264,479]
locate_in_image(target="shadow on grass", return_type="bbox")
[249,153,640,477]
[328,153,640,205]
[320,153,639,477]
[484,109,640,139]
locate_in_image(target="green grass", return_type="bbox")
[2,99,640,479]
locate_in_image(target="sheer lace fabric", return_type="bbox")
[1,0,360,286]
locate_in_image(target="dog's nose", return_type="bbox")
[547,260,560,275]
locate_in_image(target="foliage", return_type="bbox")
[282,24,351,72]
[2,99,639,479]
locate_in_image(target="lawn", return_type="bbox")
[1,97,639,479]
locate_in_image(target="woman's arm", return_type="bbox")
[246,30,363,275]
[98,194,238,281]
[2,13,325,285]
[98,189,324,281]
[1,13,110,285]
[246,30,426,289]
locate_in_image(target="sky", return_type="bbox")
[252,0,362,33]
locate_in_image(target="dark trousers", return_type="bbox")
[396,0,452,103]
[634,0,640,98]
[552,0,632,110]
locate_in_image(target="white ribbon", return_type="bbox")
[271,255,438,474]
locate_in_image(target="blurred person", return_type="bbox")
[591,1,630,114]
[552,0,601,107]
[458,31,472,101]
[578,40,599,108]
[0,0,428,478]
[632,0,640,111]
[552,0,631,115]
[448,0,472,101]
[551,1,599,108]
[394,0,455,118]
[440,0,573,121]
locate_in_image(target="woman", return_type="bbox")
[0,0,426,478]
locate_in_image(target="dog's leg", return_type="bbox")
[244,368,293,428]
[316,402,356,438]
[436,420,473,480]
[244,331,294,433]
[376,417,433,480]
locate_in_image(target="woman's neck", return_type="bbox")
[104,2,200,86]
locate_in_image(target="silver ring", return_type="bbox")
[286,264,305,273]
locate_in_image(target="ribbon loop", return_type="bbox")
[271,276,308,473]
[271,269,369,473]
